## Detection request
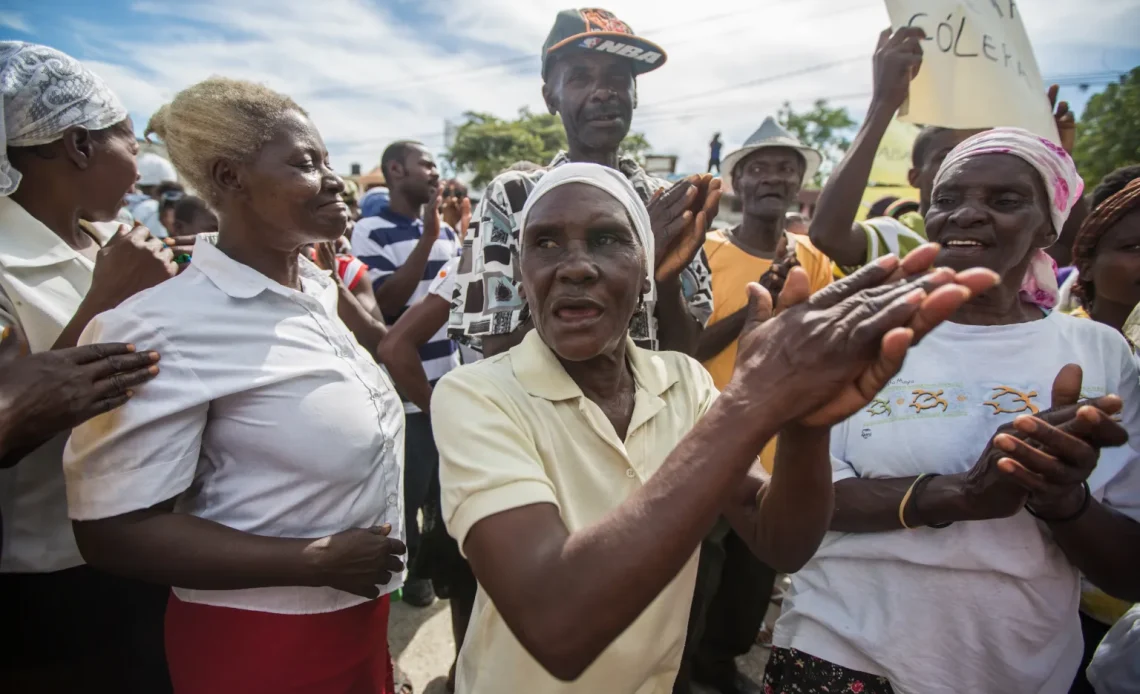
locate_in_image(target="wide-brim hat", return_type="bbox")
[721,116,823,194]
[542,8,667,79]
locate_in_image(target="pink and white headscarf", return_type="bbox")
[934,127,1084,309]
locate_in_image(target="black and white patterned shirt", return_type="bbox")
[448,152,714,350]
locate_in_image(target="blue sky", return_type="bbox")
[2,0,1137,175]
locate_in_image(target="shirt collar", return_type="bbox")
[191,238,334,301]
[548,151,647,181]
[0,196,100,270]
[377,204,421,228]
[510,329,678,402]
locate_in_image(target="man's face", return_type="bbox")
[544,52,635,154]
[396,144,440,208]
[909,128,984,213]
[733,148,805,222]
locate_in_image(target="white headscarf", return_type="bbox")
[519,161,656,311]
[0,41,128,196]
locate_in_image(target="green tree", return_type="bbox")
[777,99,856,188]
[447,108,651,186]
[1073,67,1140,189]
[619,132,652,165]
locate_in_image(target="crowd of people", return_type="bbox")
[0,6,1137,694]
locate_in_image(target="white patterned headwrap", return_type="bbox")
[0,41,128,196]
[519,161,656,310]
[933,127,1084,310]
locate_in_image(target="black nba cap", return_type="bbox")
[541,8,667,79]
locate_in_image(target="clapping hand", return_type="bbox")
[650,174,722,284]
[728,243,1000,429]
[992,365,1127,518]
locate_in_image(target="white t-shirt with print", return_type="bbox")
[773,311,1140,694]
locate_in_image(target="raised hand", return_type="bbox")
[458,197,473,241]
[0,343,160,463]
[757,234,800,306]
[1047,84,1077,154]
[314,241,340,277]
[422,188,443,246]
[872,26,925,113]
[86,222,178,312]
[305,524,408,599]
[728,244,999,429]
[442,193,472,240]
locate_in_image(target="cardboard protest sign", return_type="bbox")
[884,0,1059,142]
[869,119,921,186]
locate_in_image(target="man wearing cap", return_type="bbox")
[448,7,715,359]
[682,118,834,694]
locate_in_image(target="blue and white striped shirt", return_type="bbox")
[352,205,460,414]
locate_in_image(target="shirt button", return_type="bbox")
[625,468,636,479]
[387,493,398,505]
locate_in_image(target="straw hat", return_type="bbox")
[721,116,822,193]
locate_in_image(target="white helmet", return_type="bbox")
[137,152,177,186]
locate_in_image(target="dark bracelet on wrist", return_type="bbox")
[1026,481,1091,523]
[908,473,953,529]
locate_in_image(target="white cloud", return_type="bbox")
[0,11,32,34]
[61,0,1136,174]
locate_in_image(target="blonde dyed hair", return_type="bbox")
[145,77,307,207]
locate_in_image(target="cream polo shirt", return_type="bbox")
[0,197,115,573]
[64,240,406,614]
[433,330,717,694]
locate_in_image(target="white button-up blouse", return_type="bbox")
[64,240,405,615]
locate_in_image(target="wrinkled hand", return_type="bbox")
[1047,85,1077,154]
[729,244,999,429]
[87,223,178,311]
[306,525,407,599]
[651,174,722,284]
[872,27,925,112]
[994,364,1127,517]
[958,422,1035,520]
[0,343,160,458]
[757,235,800,306]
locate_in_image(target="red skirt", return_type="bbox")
[165,593,395,694]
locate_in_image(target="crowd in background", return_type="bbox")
[0,6,1138,694]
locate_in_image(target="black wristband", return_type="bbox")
[908,473,953,529]
[1026,481,1091,523]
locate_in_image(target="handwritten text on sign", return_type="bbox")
[884,0,1058,142]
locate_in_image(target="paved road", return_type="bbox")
[390,596,776,694]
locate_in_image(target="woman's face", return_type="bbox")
[1092,208,1140,310]
[81,118,139,223]
[925,154,1051,278]
[519,183,646,362]
[238,110,348,249]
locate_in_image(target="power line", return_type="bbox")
[637,55,867,114]
[304,0,855,99]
